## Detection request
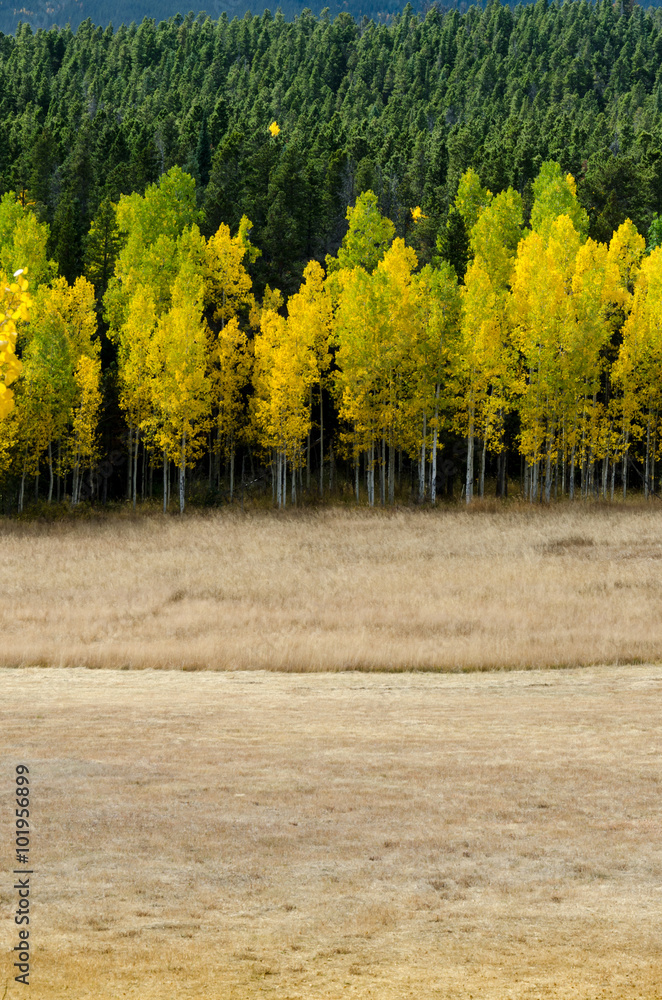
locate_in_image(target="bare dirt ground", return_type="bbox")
[0,665,660,999]
[2,503,662,671]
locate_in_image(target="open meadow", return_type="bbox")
[0,664,660,999]
[2,503,662,671]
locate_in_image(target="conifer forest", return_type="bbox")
[3,0,662,513]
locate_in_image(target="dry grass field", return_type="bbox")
[0,665,660,999]
[2,503,662,671]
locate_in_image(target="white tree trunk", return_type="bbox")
[544,440,552,504]
[368,444,374,507]
[179,432,186,515]
[18,466,26,513]
[431,394,439,506]
[319,388,324,499]
[127,425,132,500]
[465,413,474,505]
[282,450,287,508]
[132,428,139,510]
[48,441,54,504]
[163,451,168,513]
[480,435,487,499]
[419,413,427,502]
[622,429,629,500]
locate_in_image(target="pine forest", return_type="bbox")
[3,0,662,512]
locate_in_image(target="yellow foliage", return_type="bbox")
[204,217,256,327]
[0,268,30,420]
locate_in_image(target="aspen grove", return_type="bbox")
[2,158,662,512]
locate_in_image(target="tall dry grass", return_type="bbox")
[3,502,662,671]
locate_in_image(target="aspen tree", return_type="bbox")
[613,246,662,499]
[511,222,574,500]
[454,168,492,233]
[146,267,212,514]
[325,190,398,497]
[285,261,331,497]
[604,220,646,495]
[326,190,395,276]
[214,316,252,499]
[374,239,420,504]
[204,215,258,328]
[0,268,30,420]
[457,257,505,502]
[12,275,99,506]
[530,162,589,244]
[331,264,379,503]
[104,166,201,333]
[118,288,158,508]
[413,261,461,504]
[458,186,522,501]
[0,194,56,290]
[512,162,587,499]
[252,267,327,507]
[70,355,102,504]
[332,242,414,505]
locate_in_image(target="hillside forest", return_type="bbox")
[2,1,662,511]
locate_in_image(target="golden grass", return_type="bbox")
[0,665,660,998]
[2,503,662,671]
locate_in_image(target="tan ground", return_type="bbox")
[2,503,662,671]
[0,665,660,999]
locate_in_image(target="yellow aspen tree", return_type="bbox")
[203,216,259,497]
[104,171,208,503]
[454,168,492,233]
[373,238,420,505]
[284,260,331,497]
[104,166,201,335]
[511,224,573,501]
[204,215,259,329]
[332,239,419,506]
[331,264,380,504]
[326,190,395,276]
[457,257,506,503]
[604,220,646,496]
[612,246,662,500]
[70,355,102,505]
[512,161,587,501]
[12,336,63,511]
[462,187,523,500]
[0,194,56,290]
[413,261,462,504]
[252,271,325,508]
[0,268,30,420]
[529,162,589,244]
[567,238,616,500]
[326,191,396,505]
[146,267,212,514]
[213,316,252,500]
[43,277,99,497]
[11,274,98,509]
[118,288,158,508]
